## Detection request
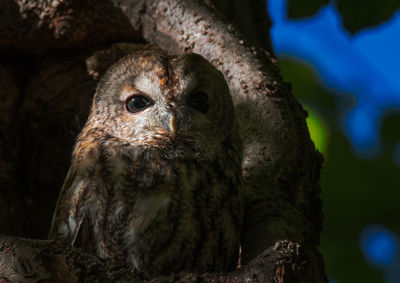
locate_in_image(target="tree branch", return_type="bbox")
[0,235,314,283]
[0,0,143,55]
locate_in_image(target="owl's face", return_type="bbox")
[88,50,237,157]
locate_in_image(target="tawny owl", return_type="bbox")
[49,49,243,278]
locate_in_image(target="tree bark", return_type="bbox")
[0,235,316,283]
[0,0,326,282]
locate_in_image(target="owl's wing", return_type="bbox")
[48,166,94,250]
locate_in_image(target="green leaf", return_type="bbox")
[286,0,400,33]
[287,0,329,19]
[336,0,400,33]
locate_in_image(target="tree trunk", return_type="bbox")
[0,0,326,282]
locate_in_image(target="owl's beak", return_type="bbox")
[168,114,177,140]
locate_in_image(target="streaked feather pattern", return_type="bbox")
[49,50,243,278]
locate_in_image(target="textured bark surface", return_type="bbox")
[0,0,142,55]
[0,235,314,283]
[0,0,326,282]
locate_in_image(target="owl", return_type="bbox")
[49,49,243,278]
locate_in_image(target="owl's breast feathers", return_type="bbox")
[50,126,243,276]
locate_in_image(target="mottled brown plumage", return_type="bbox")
[49,49,243,278]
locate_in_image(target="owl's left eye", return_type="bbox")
[125,95,154,113]
[187,90,209,113]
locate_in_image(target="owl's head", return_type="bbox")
[86,49,240,159]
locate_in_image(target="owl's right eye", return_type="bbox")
[125,95,154,113]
